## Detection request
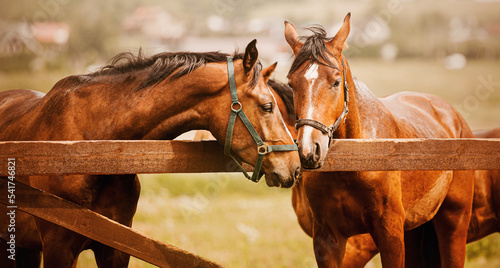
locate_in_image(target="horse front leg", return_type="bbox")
[312,226,347,268]
[432,170,474,268]
[92,174,139,268]
[37,221,89,268]
[93,242,130,268]
[371,197,405,267]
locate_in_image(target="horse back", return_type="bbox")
[380,91,473,139]
[0,89,45,136]
[474,127,500,138]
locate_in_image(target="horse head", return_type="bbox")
[285,13,352,169]
[208,40,301,187]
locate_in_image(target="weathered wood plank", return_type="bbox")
[319,138,500,171]
[0,139,498,176]
[0,140,245,176]
[0,177,222,268]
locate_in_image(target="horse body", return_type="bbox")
[266,78,498,267]
[294,81,473,267]
[358,81,471,228]
[285,14,474,267]
[337,128,500,267]
[0,41,300,267]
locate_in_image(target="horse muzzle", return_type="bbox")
[265,165,300,188]
[296,127,330,169]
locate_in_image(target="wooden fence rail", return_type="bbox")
[1,138,499,267]
[0,177,221,268]
[1,138,499,177]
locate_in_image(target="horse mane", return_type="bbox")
[287,25,339,77]
[91,49,262,91]
[268,79,295,119]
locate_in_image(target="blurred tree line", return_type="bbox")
[0,0,499,72]
[0,0,137,70]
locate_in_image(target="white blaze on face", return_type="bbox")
[304,63,319,80]
[302,64,319,146]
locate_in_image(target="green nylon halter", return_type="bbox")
[224,57,298,182]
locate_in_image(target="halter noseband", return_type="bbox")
[295,58,349,147]
[224,57,298,182]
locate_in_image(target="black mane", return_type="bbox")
[268,79,295,119]
[91,50,262,91]
[287,25,339,77]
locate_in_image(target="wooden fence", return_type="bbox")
[1,138,499,267]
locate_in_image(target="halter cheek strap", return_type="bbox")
[224,57,298,182]
[295,58,349,147]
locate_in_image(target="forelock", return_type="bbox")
[287,25,339,78]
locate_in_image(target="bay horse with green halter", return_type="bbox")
[0,40,300,268]
[285,14,474,267]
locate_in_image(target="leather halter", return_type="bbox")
[295,58,349,148]
[224,57,298,182]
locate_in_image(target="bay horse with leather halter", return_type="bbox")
[239,77,499,267]
[260,81,500,266]
[285,13,474,267]
[246,79,499,267]
[0,40,300,267]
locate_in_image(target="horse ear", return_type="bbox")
[243,39,259,74]
[262,62,278,83]
[284,21,303,55]
[327,13,351,52]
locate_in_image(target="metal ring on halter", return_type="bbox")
[258,144,269,155]
[231,101,242,112]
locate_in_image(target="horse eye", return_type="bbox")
[261,103,273,113]
[332,80,340,88]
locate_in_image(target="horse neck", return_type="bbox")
[128,64,230,140]
[334,61,379,139]
[50,64,228,140]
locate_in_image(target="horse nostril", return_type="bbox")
[313,142,321,162]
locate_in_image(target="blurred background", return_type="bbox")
[1,0,499,267]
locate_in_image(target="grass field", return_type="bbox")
[1,59,499,267]
[78,173,500,268]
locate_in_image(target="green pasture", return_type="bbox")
[1,59,499,267]
[87,173,499,268]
